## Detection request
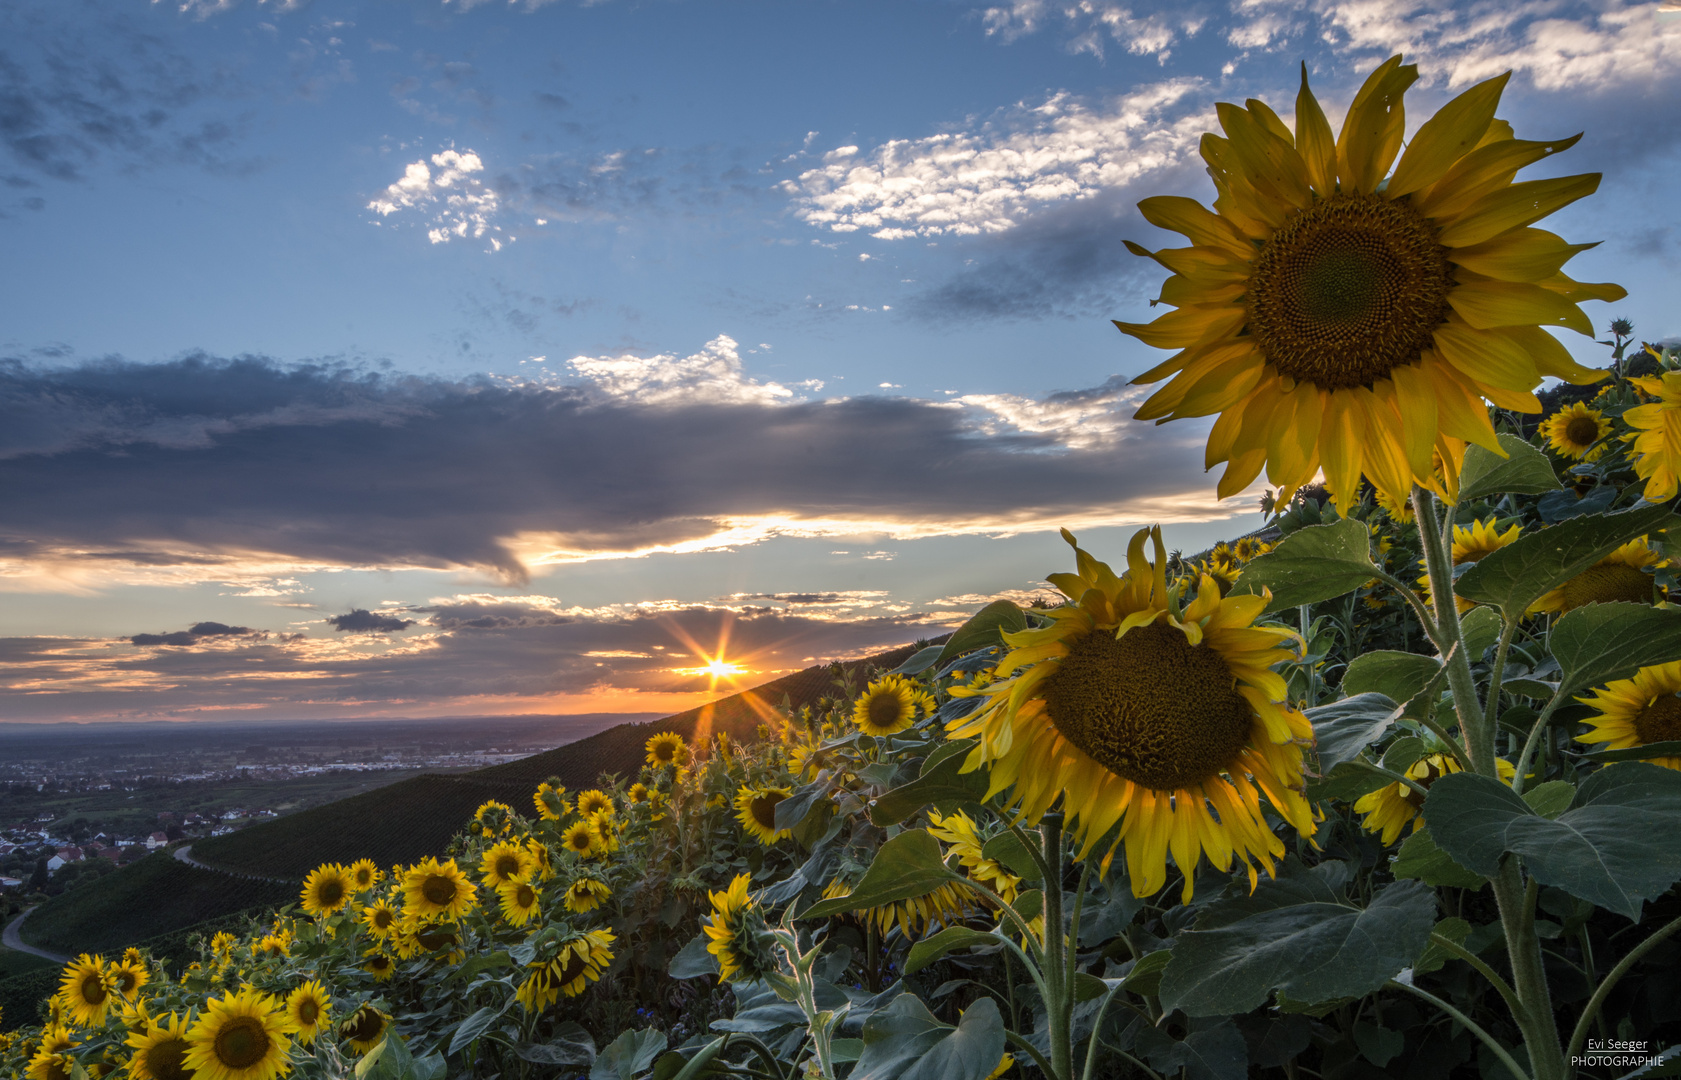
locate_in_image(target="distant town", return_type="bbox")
[0,712,646,898]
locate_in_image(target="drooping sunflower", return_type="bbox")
[948,528,1316,901]
[646,731,686,768]
[1575,661,1681,770]
[339,1005,388,1055]
[1540,401,1612,461]
[361,899,400,941]
[211,932,238,961]
[558,820,602,858]
[575,789,613,816]
[122,947,144,967]
[703,875,771,982]
[525,838,556,881]
[496,880,543,926]
[126,1012,193,1080]
[407,920,465,962]
[56,954,113,1027]
[401,857,475,922]
[733,785,792,846]
[563,876,612,913]
[851,675,922,737]
[1626,371,1681,502]
[363,949,396,981]
[533,782,571,822]
[182,987,294,1080]
[927,810,1021,904]
[479,841,534,889]
[1353,752,1516,845]
[108,957,149,1002]
[516,931,617,1012]
[819,874,976,939]
[1531,538,1662,614]
[1416,517,1522,615]
[284,982,331,1045]
[347,859,382,891]
[590,809,622,855]
[473,800,515,838]
[1116,56,1620,511]
[299,864,355,918]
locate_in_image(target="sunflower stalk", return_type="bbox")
[1412,484,1567,1080]
[1040,815,1074,1080]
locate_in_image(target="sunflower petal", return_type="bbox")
[1502,325,1609,385]
[1318,391,1365,508]
[1294,64,1337,196]
[1432,320,1544,390]
[1137,195,1254,255]
[1414,135,1581,220]
[1336,55,1418,193]
[1448,228,1597,282]
[1218,101,1311,209]
[1537,272,1628,304]
[1386,72,1508,197]
[1390,363,1439,479]
[1423,352,1501,451]
[1113,303,1247,349]
[1437,172,1602,248]
[1448,279,1594,335]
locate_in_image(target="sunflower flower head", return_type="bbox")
[1531,537,1661,614]
[479,841,535,889]
[525,837,556,880]
[948,527,1315,901]
[124,1011,191,1080]
[733,785,793,846]
[363,950,397,981]
[284,982,331,1045]
[348,859,382,891]
[1540,401,1612,461]
[646,731,687,768]
[339,1005,388,1056]
[108,957,149,1002]
[300,863,355,918]
[1416,517,1523,615]
[496,879,543,926]
[1118,56,1620,512]
[851,675,925,737]
[575,788,614,816]
[1353,752,1516,844]
[563,875,612,913]
[362,899,400,941]
[401,857,476,922]
[1625,371,1681,502]
[1575,660,1681,771]
[533,782,571,821]
[473,800,515,838]
[818,872,976,939]
[559,820,602,858]
[56,954,113,1027]
[627,782,650,805]
[182,986,294,1080]
[702,875,777,983]
[515,930,616,1012]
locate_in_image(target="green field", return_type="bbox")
[0,950,53,980]
[17,853,296,959]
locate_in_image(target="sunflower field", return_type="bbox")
[8,51,1681,1080]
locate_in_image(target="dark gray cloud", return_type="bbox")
[130,621,259,647]
[0,352,1219,584]
[0,6,257,200]
[327,609,417,634]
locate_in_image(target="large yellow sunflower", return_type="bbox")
[182,988,294,1080]
[575,789,614,816]
[347,859,382,891]
[559,820,602,858]
[1116,56,1619,510]
[1575,661,1681,770]
[1353,752,1515,845]
[473,799,515,838]
[819,874,977,939]
[284,982,331,1046]
[26,1046,75,1080]
[533,782,570,821]
[338,1006,387,1055]
[646,731,687,768]
[361,899,400,941]
[948,528,1315,901]
[1540,401,1611,461]
[526,838,556,881]
[1416,517,1522,615]
[496,880,543,927]
[126,1012,193,1080]
[515,931,617,1011]
[563,876,612,914]
[401,857,476,922]
[299,864,355,918]
[56,954,113,1027]
[733,785,793,846]
[851,675,923,737]
[1530,538,1661,614]
[479,841,534,888]
[108,957,149,1002]
[1626,371,1681,501]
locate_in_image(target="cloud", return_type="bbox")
[784,81,1207,240]
[980,1,1204,60]
[130,621,260,647]
[327,609,417,633]
[368,148,504,248]
[0,347,1245,591]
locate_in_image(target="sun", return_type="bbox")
[703,657,743,679]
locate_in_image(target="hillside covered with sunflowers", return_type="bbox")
[10,53,1681,1080]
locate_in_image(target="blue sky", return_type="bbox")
[2,0,1677,722]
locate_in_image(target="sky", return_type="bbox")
[2,0,1678,724]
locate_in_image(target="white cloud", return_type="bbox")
[981,1,1201,60]
[957,377,1146,452]
[784,81,1207,239]
[367,149,503,248]
[565,335,798,406]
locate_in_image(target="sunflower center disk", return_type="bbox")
[1247,193,1452,391]
[319,881,343,906]
[496,856,520,878]
[1559,565,1653,609]
[869,693,909,729]
[148,1040,191,1080]
[557,953,588,984]
[214,1017,270,1069]
[1635,695,1681,744]
[81,975,106,1004]
[1565,416,1601,446]
[298,1001,319,1024]
[517,885,536,906]
[750,793,784,829]
[422,876,457,906]
[1041,622,1252,791]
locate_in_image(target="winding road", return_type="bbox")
[2,906,69,965]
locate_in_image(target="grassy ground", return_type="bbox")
[0,950,53,980]
[17,853,297,959]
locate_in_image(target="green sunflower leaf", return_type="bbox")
[1232,518,1378,612]
[868,741,990,827]
[668,933,720,980]
[1157,877,1436,1016]
[1392,828,1486,889]
[849,995,1006,1080]
[1453,504,1681,616]
[1307,693,1403,773]
[1341,651,1442,712]
[1579,740,1681,763]
[591,1029,667,1080]
[904,926,1002,974]
[935,601,1028,664]
[1551,602,1681,698]
[1455,432,1561,503]
[799,830,962,920]
[1422,764,1681,920]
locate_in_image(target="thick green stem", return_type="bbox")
[1412,486,1490,773]
[1511,692,1566,797]
[1042,817,1072,1080]
[1493,861,1567,1080]
[1485,617,1519,739]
